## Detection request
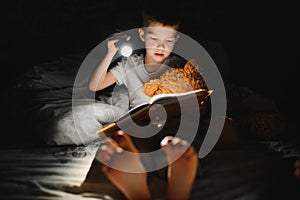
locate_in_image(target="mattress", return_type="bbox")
[1,140,299,200]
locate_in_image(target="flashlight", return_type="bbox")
[116,38,133,57]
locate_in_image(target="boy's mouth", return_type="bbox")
[154,53,164,57]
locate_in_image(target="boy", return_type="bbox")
[88,10,182,109]
[76,9,199,200]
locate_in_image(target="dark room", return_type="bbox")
[1,0,299,199]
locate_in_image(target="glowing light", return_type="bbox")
[120,44,133,57]
[116,38,133,57]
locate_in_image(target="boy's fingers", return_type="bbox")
[109,30,131,42]
[107,38,119,44]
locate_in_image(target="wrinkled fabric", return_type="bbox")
[6,53,130,145]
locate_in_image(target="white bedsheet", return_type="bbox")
[0,141,117,200]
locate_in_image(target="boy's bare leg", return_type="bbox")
[160,136,198,200]
[98,132,151,200]
[66,132,151,200]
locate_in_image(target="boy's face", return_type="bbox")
[139,22,179,63]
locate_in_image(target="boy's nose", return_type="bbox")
[156,43,165,49]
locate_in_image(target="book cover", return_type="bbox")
[98,89,213,137]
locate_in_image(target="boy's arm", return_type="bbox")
[88,38,119,92]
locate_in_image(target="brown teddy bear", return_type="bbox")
[143,58,287,148]
[144,59,208,97]
[143,59,241,150]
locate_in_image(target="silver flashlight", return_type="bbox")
[116,38,133,57]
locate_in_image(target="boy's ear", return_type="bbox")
[175,34,180,42]
[138,28,145,42]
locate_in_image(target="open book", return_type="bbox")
[97,88,213,137]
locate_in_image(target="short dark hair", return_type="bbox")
[142,6,182,30]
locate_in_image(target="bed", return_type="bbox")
[1,51,300,200]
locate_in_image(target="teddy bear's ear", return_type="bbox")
[167,56,185,68]
[185,59,199,69]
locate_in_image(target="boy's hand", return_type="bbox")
[106,31,131,55]
[106,38,120,55]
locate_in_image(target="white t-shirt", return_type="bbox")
[110,54,179,108]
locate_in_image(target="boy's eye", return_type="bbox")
[167,40,174,43]
[150,37,158,40]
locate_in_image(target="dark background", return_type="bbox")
[1,0,298,131]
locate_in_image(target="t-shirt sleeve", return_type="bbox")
[110,61,126,85]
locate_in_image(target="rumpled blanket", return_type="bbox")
[6,53,130,146]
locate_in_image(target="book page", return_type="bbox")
[149,89,213,104]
